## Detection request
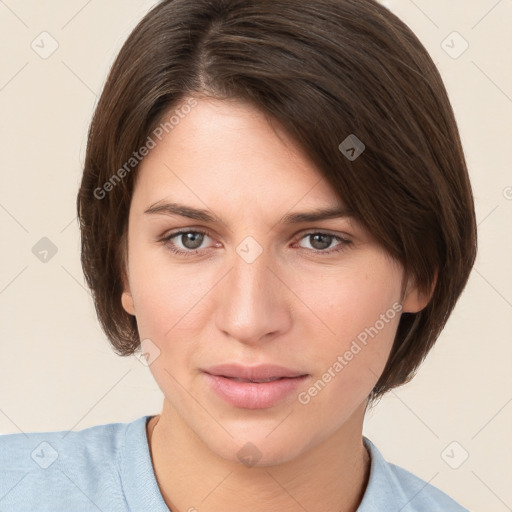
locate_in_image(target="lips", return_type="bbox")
[202,364,309,409]
[228,376,284,383]
[203,363,308,381]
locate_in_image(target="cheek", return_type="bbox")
[127,249,219,398]
[128,241,214,339]
[299,259,402,344]
[293,260,402,399]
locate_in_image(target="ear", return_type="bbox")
[401,270,438,313]
[121,272,136,316]
[119,232,135,316]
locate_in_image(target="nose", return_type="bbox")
[214,243,292,345]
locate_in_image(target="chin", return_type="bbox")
[192,416,322,468]
[216,436,309,468]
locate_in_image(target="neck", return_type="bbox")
[146,400,370,512]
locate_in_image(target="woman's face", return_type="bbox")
[121,97,425,465]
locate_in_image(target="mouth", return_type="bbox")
[225,376,291,383]
[202,364,309,409]
[203,363,308,380]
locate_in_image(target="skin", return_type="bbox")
[121,97,430,512]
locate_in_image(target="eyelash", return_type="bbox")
[160,229,352,258]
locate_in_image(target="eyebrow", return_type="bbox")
[144,201,353,226]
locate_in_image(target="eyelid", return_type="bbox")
[161,227,351,243]
[160,226,352,258]
[293,230,352,252]
[162,227,214,240]
[298,228,350,239]
[162,228,216,248]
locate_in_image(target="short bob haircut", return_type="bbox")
[77,0,477,401]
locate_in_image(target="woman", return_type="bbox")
[0,0,476,510]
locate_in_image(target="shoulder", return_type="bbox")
[360,437,470,512]
[0,420,125,471]
[0,416,149,511]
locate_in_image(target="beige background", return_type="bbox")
[1,1,511,510]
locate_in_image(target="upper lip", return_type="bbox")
[203,364,308,380]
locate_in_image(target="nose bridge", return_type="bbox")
[229,240,274,313]
[215,237,288,343]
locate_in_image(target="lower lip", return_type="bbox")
[204,373,309,409]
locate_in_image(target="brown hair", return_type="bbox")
[77,0,477,400]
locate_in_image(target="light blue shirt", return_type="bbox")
[0,415,469,511]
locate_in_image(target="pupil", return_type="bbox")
[183,232,203,249]
[311,234,331,250]
[180,233,333,251]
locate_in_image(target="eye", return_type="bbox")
[160,229,352,258]
[296,232,351,254]
[162,230,216,257]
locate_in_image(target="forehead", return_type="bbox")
[131,97,344,215]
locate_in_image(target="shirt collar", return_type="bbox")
[120,416,400,511]
[357,437,401,510]
[120,415,170,511]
